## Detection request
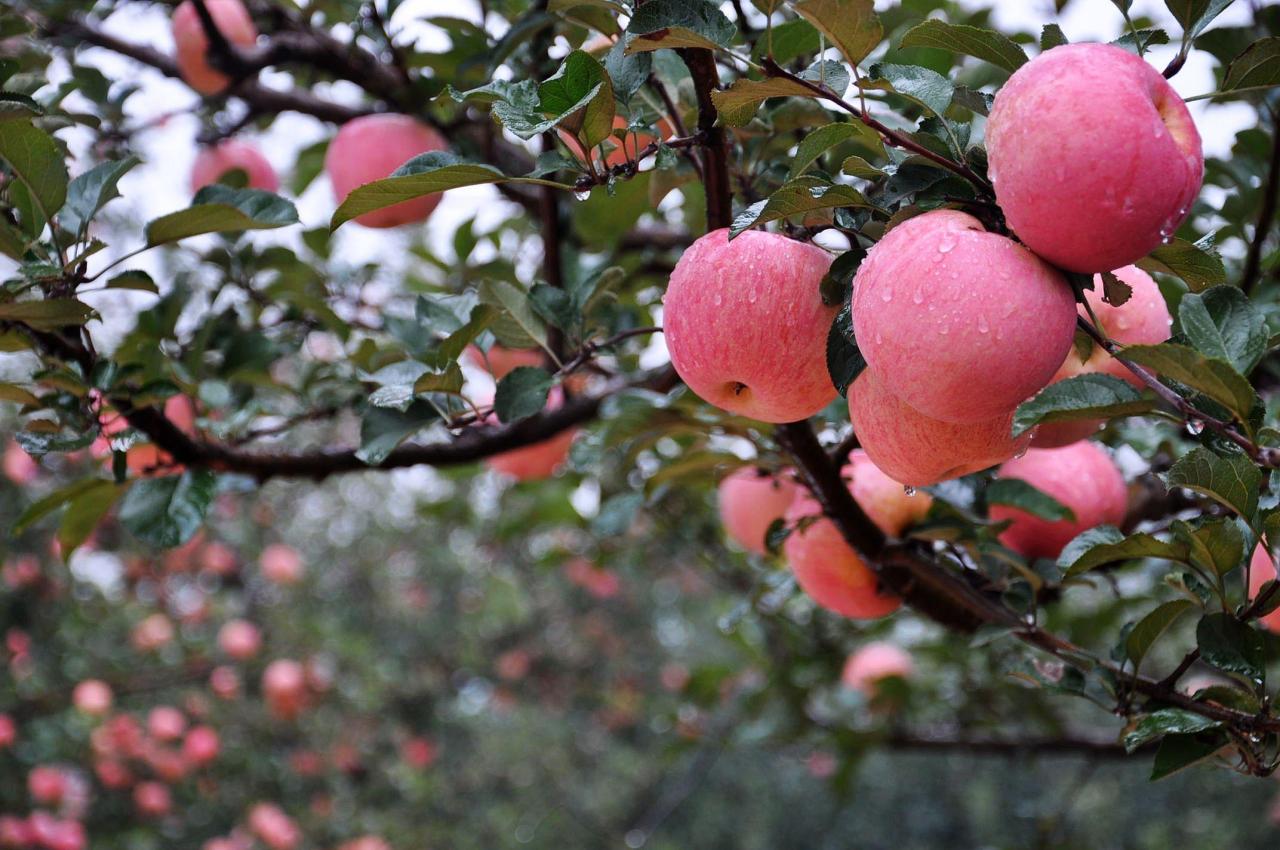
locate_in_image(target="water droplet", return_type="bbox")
[912,289,924,305]
[903,485,916,497]
[938,325,949,335]
[1186,419,1205,436]
[880,288,893,303]
[937,237,956,254]
[573,189,591,201]
[1014,446,1028,459]
[874,332,883,345]
[713,293,722,306]
[977,315,989,334]
[1153,123,1165,139]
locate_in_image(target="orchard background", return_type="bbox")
[3,0,1280,847]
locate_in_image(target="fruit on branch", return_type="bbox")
[664,229,837,423]
[26,812,85,850]
[717,467,798,555]
[247,803,301,850]
[131,613,175,651]
[563,557,621,599]
[119,396,198,476]
[1033,265,1172,447]
[27,765,67,805]
[183,725,221,766]
[841,642,914,695]
[218,619,262,660]
[190,139,279,192]
[844,450,933,536]
[464,345,544,379]
[987,43,1204,273]
[2,440,38,484]
[260,543,304,585]
[849,369,1031,487]
[72,679,113,716]
[0,714,15,749]
[171,0,259,95]
[209,666,241,700]
[262,660,308,720]
[782,491,901,619]
[1248,545,1280,632]
[989,442,1127,560]
[852,210,1075,423]
[483,388,578,481]
[133,781,172,818]
[147,706,187,742]
[561,114,674,170]
[325,114,448,228]
[401,736,437,769]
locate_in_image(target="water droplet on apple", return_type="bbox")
[879,288,892,303]
[1186,419,1204,436]
[977,315,989,333]
[912,289,924,305]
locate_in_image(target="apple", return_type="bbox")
[852,209,1076,423]
[262,659,307,720]
[987,43,1203,273]
[464,345,544,379]
[171,0,258,95]
[1033,265,1172,447]
[563,558,621,599]
[72,679,113,716]
[561,114,673,170]
[190,139,278,192]
[209,666,241,700]
[401,736,437,769]
[247,803,300,850]
[782,491,901,619]
[123,395,198,476]
[841,642,914,695]
[183,725,221,766]
[664,228,837,422]
[147,706,187,742]
[849,368,1031,487]
[132,613,175,651]
[26,814,84,850]
[0,714,14,749]
[260,543,304,585]
[325,114,448,228]
[1247,545,1280,633]
[338,838,392,850]
[483,388,578,481]
[2,441,37,484]
[717,467,798,555]
[844,450,933,536]
[218,619,262,660]
[0,816,32,848]
[28,765,66,805]
[990,442,1128,560]
[94,759,133,790]
[133,781,171,817]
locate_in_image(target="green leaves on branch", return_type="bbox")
[826,303,865,397]
[986,479,1076,522]
[0,118,68,236]
[1057,526,1184,577]
[1164,0,1235,44]
[1011,374,1151,438]
[1137,237,1227,292]
[899,20,1028,73]
[1221,37,1280,92]
[1196,612,1266,681]
[1122,709,1221,754]
[730,176,875,236]
[1125,599,1196,670]
[118,470,217,549]
[790,122,884,178]
[0,298,95,329]
[1122,342,1257,425]
[624,0,735,53]
[861,63,954,118]
[146,185,298,246]
[494,367,554,423]
[712,60,849,127]
[536,50,615,147]
[1177,287,1267,376]
[479,280,549,351]
[1164,447,1261,522]
[60,156,141,238]
[789,0,882,66]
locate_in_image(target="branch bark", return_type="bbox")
[1243,110,1280,294]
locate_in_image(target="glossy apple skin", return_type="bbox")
[987,43,1204,273]
[190,140,279,193]
[844,450,933,536]
[990,442,1128,561]
[842,642,914,694]
[849,368,1031,488]
[717,467,798,555]
[1248,545,1280,633]
[325,114,448,228]
[1032,265,1172,448]
[853,210,1076,424]
[782,492,901,619]
[172,0,258,95]
[664,229,837,423]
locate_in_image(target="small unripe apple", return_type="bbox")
[171,0,258,95]
[987,43,1203,273]
[1248,545,1280,633]
[990,442,1128,560]
[218,619,262,660]
[72,679,113,716]
[325,114,448,228]
[717,467,798,555]
[147,706,187,742]
[782,491,900,619]
[844,450,933,536]
[2,441,37,484]
[190,140,278,193]
[664,228,837,423]
[260,543,304,585]
[852,209,1076,423]
[841,642,914,695]
[183,725,221,765]
[1033,265,1172,447]
[849,368,1031,487]
[133,781,172,818]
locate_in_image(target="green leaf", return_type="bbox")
[826,303,865,397]
[1150,732,1227,780]
[899,20,1028,73]
[494,366,554,423]
[862,63,954,117]
[1165,0,1235,42]
[411,362,465,395]
[538,50,615,147]
[789,122,882,179]
[1174,518,1245,577]
[105,270,159,293]
[711,76,823,127]
[750,18,822,64]
[1125,599,1197,669]
[146,186,298,246]
[603,37,652,101]
[0,119,68,228]
[730,176,874,236]
[58,480,123,558]
[1123,708,1221,753]
[1177,286,1267,375]
[0,381,37,405]
[0,92,41,121]
[118,470,217,549]
[987,478,1076,522]
[1121,343,1256,424]
[0,299,95,330]
[1040,24,1069,50]
[1196,612,1265,681]
[790,0,882,66]
[1165,447,1261,521]
[478,280,549,351]
[356,401,440,466]
[1012,374,1151,437]
[12,477,108,535]
[1137,237,1227,292]
[59,156,141,237]
[1222,37,1280,91]
[1099,270,1132,306]
[1058,526,1187,577]
[624,0,736,53]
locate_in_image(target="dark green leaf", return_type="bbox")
[1138,237,1227,292]
[105,270,159,293]
[0,119,68,227]
[147,186,298,246]
[58,480,122,558]
[1058,526,1187,577]
[624,0,736,53]
[1164,446,1261,521]
[1125,599,1197,669]
[1040,24,1069,50]
[1165,0,1236,42]
[603,37,652,100]
[494,366,554,423]
[826,303,864,397]
[59,156,141,237]
[1196,612,1265,680]
[1150,732,1227,780]
[1122,343,1256,424]
[356,401,440,465]
[987,478,1076,522]
[0,299,95,330]
[538,50,615,147]
[1177,286,1267,375]
[1222,37,1280,91]
[118,470,217,549]
[862,63,954,117]
[790,122,883,179]
[899,20,1028,73]
[730,177,874,236]
[12,477,108,535]
[1123,708,1220,753]
[1099,270,1132,306]
[1012,374,1151,437]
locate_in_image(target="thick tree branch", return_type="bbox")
[678,50,732,230]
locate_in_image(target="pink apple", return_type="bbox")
[183,725,221,765]
[0,816,32,848]
[132,613,175,651]
[849,368,1031,487]
[852,209,1075,423]
[325,114,448,228]
[209,666,241,700]
[401,736,437,769]
[28,765,66,804]
[987,43,1203,273]
[841,642,914,694]
[664,228,837,422]
[260,543,304,585]
[464,344,544,379]
[2,441,37,484]
[782,491,901,619]
[990,442,1128,560]
[147,706,187,742]
[190,139,278,192]
[247,803,300,850]
[844,450,933,536]
[94,759,133,790]
[1033,265,1172,447]
[0,714,14,749]
[218,619,262,660]
[563,558,621,599]
[72,679,113,716]
[337,838,392,850]
[1248,545,1280,633]
[26,814,84,850]
[199,541,239,576]
[171,0,258,95]
[263,659,307,720]
[717,467,799,555]
[133,781,171,817]
[483,388,578,481]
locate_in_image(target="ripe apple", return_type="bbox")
[132,613,175,651]
[561,114,674,169]
[844,450,933,536]
[841,642,914,695]
[849,368,1031,487]
[247,803,300,850]
[94,759,133,790]
[209,666,241,700]
[325,114,448,228]
[72,679,113,716]
[147,706,187,742]
[852,209,1076,423]
[28,765,66,804]
[401,736,437,769]
[2,441,37,484]
[260,543,304,585]
[121,395,198,476]
[26,813,84,850]
[0,714,14,749]
[1033,265,1172,447]
[183,725,221,765]
[990,442,1128,560]
[782,491,901,619]
[190,139,278,193]
[717,467,798,555]
[171,0,258,95]
[262,659,307,720]
[133,781,172,818]
[664,228,837,423]
[987,43,1204,273]
[218,619,262,660]
[1248,545,1280,633]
